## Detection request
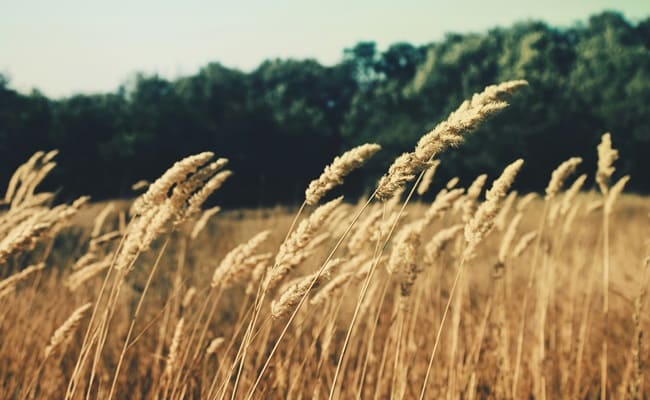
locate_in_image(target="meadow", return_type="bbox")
[0,80,648,399]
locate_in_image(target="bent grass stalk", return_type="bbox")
[227,200,306,399]
[66,222,133,400]
[328,169,428,400]
[243,197,374,399]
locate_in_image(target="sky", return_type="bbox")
[1,0,649,98]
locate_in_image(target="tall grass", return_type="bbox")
[0,81,647,399]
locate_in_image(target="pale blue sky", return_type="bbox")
[1,0,648,97]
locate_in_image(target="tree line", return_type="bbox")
[1,11,649,206]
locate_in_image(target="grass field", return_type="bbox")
[1,80,648,399]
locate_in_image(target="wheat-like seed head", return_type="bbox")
[596,133,618,195]
[562,204,580,235]
[16,161,57,206]
[182,287,197,308]
[167,160,229,219]
[0,285,15,301]
[0,196,90,262]
[372,210,407,243]
[132,152,214,215]
[265,197,342,291]
[118,157,229,270]
[424,188,464,225]
[512,230,538,257]
[139,202,177,251]
[494,191,517,231]
[446,177,460,189]
[585,200,603,215]
[66,257,111,291]
[115,206,157,270]
[464,159,524,258]
[19,192,55,209]
[354,257,381,283]
[190,206,221,239]
[42,149,58,164]
[71,253,98,271]
[4,151,44,204]
[186,169,231,217]
[545,157,582,200]
[0,263,45,293]
[424,224,463,264]
[270,258,341,319]
[415,80,528,161]
[376,153,433,201]
[206,337,225,356]
[560,174,587,215]
[347,207,383,253]
[211,230,272,288]
[498,212,522,263]
[131,180,150,191]
[462,174,488,223]
[164,317,185,379]
[416,160,441,196]
[605,175,630,215]
[44,303,92,359]
[310,272,354,307]
[305,143,381,205]
[387,221,422,301]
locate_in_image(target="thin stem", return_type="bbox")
[418,257,466,400]
[511,201,549,397]
[329,171,426,400]
[228,201,306,399]
[390,307,405,399]
[65,223,132,400]
[601,207,610,400]
[355,278,391,397]
[108,238,170,399]
[244,197,374,400]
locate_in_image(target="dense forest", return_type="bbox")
[1,11,649,206]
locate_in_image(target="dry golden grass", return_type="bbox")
[0,80,649,399]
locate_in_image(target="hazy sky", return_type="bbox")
[2,0,649,98]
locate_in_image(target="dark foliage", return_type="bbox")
[1,12,648,206]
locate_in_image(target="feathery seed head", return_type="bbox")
[376,153,432,201]
[416,160,441,196]
[44,303,92,359]
[305,143,380,205]
[605,175,630,214]
[462,174,488,223]
[265,197,342,290]
[387,222,422,299]
[560,174,587,215]
[425,224,463,264]
[446,177,460,189]
[596,133,618,195]
[464,159,524,257]
[132,152,214,215]
[513,231,538,257]
[271,258,340,319]
[211,230,272,288]
[545,157,582,199]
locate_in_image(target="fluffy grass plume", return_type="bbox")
[44,303,92,359]
[305,143,381,205]
[376,80,527,200]
[416,160,441,196]
[464,159,524,256]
